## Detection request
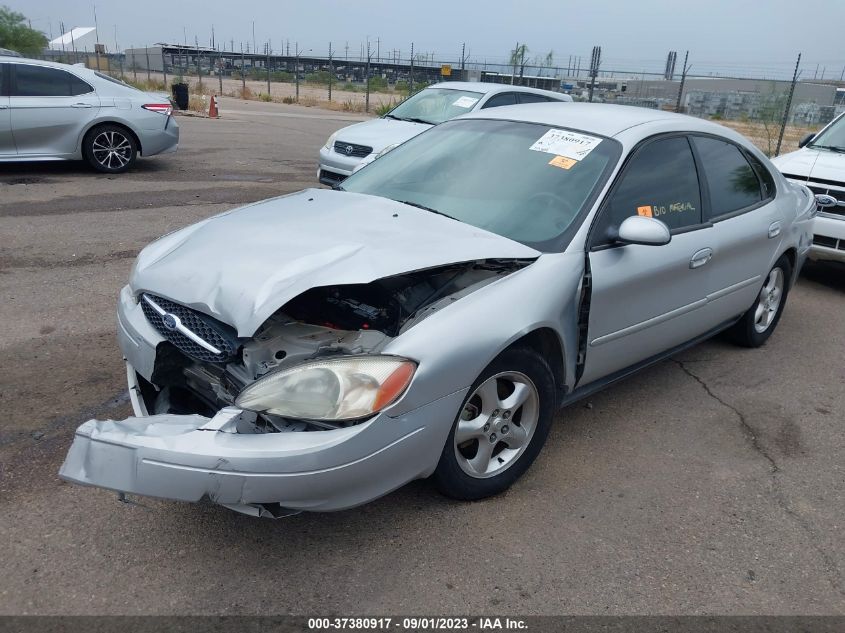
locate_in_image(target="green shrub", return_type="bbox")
[259,92,272,102]
[305,70,333,85]
[271,71,294,82]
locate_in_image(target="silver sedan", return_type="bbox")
[60,103,816,517]
[0,56,178,173]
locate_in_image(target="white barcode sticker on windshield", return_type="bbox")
[452,96,480,108]
[529,129,602,161]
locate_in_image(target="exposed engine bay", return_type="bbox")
[138,259,532,432]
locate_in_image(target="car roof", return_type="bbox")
[458,101,748,142]
[426,81,566,99]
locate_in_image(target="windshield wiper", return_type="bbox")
[389,116,433,125]
[383,113,401,120]
[396,199,456,220]
[809,144,845,153]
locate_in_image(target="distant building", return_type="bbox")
[47,27,99,54]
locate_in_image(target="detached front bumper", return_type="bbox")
[59,389,466,514]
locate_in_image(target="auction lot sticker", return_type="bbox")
[530,129,602,161]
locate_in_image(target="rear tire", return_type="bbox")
[728,255,792,348]
[433,347,556,501]
[83,124,137,174]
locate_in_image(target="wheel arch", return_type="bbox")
[80,119,143,155]
[779,246,797,288]
[504,327,566,401]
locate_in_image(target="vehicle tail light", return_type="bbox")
[142,103,173,116]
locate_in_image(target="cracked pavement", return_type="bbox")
[0,101,843,615]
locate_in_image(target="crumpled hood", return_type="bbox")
[131,189,539,336]
[772,148,845,183]
[334,117,431,153]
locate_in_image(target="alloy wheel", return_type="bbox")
[454,371,540,479]
[754,267,784,333]
[91,130,132,170]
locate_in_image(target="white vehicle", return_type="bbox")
[771,112,845,263]
[317,81,572,186]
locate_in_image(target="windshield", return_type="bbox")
[809,114,845,151]
[386,88,484,124]
[341,119,621,251]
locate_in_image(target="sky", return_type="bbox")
[13,0,845,80]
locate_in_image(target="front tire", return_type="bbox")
[83,124,137,174]
[729,255,792,347]
[433,347,556,501]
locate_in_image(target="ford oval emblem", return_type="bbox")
[345,144,354,155]
[162,313,178,331]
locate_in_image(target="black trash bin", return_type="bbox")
[171,82,189,110]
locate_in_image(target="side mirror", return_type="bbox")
[617,215,671,246]
[798,133,815,148]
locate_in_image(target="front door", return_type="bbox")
[9,63,100,156]
[580,135,715,385]
[0,63,14,155]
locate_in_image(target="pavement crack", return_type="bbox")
[671,357,845,598]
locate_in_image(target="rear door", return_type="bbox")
[689,135,780,322]
[580,135,715,384]
[9,63,100,156]
[0,63,14,155]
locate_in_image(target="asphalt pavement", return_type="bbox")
[0,99,843,615]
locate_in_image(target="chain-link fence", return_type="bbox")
[34,43,844,156]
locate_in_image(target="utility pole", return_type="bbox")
[252,21,256,60]
[461,42,466,80]
[675,50,690,113]
[328,42,333,102]
[588,45,601,102]
[776,53,802,157]
[241,43,246,95]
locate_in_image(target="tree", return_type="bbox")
[0,6,47,56]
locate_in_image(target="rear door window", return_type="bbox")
[691,136,763,219]
[1,64,8,96]
[592,136,702,246]
[481,92,518,108]
[517,93,551,104]
[12,64,93,97]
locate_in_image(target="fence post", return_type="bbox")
[162,49,167,87]
[267,46,271,96]
[218,50,223,95]
[409,42,414,94]
[241,44,246,95]
[675,50,689,113]
[365,42,371,112]
[328,43,333,102]
[775,53,802,157]
[195,37,202,87]
[145,47,151,82]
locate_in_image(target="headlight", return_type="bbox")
[235,356,416,421]
[324,131,338,150]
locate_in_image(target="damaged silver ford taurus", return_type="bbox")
[60,103,817,517]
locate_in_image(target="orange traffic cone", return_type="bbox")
[208,95,219,119]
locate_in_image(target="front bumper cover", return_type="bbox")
[58,388,466,513]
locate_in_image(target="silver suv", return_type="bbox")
[0,56,178,173]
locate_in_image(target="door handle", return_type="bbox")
[0,104,8,109]
[71,103,94,108]
[768,221,781,238]
[690,248,713,269]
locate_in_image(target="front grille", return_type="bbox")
[806,182,845,217]
[333,141,373,158]
[141,293,238,363]
[812,235,845,251]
